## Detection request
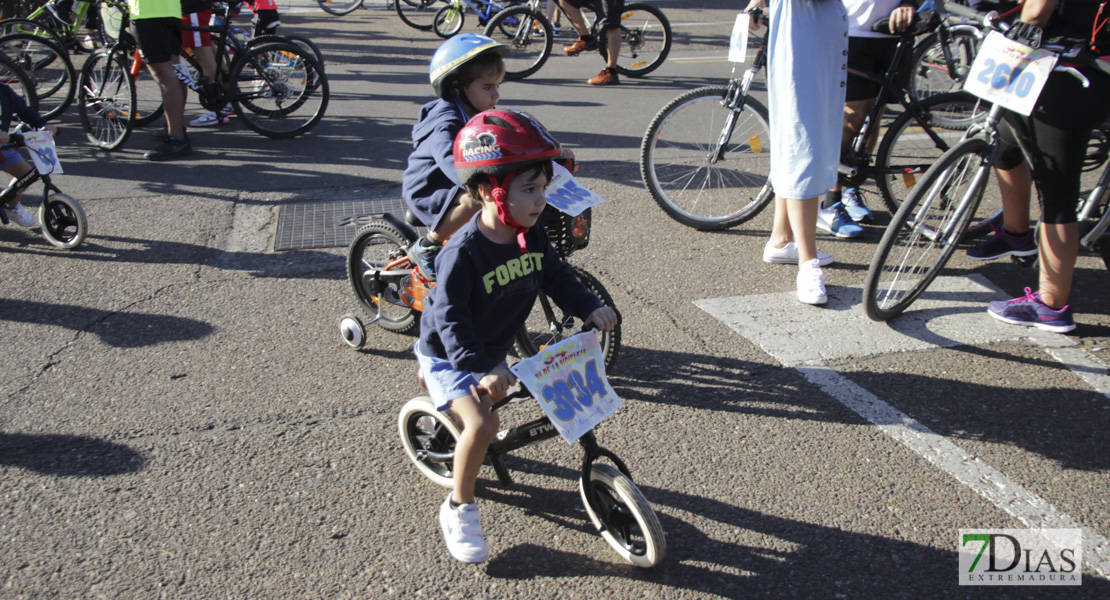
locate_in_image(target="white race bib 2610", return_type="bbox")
[963,30,1058,117]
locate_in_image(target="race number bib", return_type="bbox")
[510,332,622,444]
[963,30,1058,117]
[729,13,751,63]
[545,163,605,217]
[23,131,62,174]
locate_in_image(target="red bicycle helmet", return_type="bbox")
[453,109,562,252]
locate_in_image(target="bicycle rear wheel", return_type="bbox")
[347,221,421,333]
[910,29,980,102]
[599,2,670,77]
[640,85,773,230]
[396,0,439,31]
[230,41,328,138]
[875,92,986,214]
[247,33,326,72]
[0,32,73,119]
[863,138,992,322]
[515,266,621,372]
[77,48,133,150]
[317,0,364,16]
[130,50,164,127]
[483,6,551,80]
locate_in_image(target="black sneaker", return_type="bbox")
[151,130,190,143]
[145,136,193,161]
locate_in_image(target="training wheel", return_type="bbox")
[339,314,366,349]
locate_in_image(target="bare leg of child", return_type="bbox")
[446,388,500,504]
[3,160,33,209]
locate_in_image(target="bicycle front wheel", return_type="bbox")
[0,32,74,119]
[640,85,773,230]
[484,6,551,80]
[396,0,439,31]
[863,138,992,322]
[875,91,987,214]
[77,48,134,150]
[230,42,329,138]
[433,4,463,38]
[317,0,364,16]
[600,2,671,77]
[515,266,621,372]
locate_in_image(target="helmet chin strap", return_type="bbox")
[488,173,529,254]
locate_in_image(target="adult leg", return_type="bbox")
[1038,222,1078,309]
[148,60,186,138]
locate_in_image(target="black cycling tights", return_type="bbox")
[993,67,1110,224]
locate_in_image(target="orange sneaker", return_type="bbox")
[564,36,598,56]
[588,67,620,86]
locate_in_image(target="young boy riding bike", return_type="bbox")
[0,82,59,228]
[414,109,619,563]
[402,34,508,281]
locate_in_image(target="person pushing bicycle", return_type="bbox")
[415,109,618,563]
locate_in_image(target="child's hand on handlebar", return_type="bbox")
[44,124,59,137]
[479,365,516,399]
[585,306,619,332]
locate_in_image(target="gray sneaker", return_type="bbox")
[841,188,873,223]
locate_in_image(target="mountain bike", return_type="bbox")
[78,3,328,149]
[398,330,664,568]
[862,4,1110,322]
[0,0,113,52]
[338,199,622,371]
[0,129,87,249]
[482,0,670,80]
[639,12,983,231]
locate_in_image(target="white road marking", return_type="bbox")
[696,274,1110,577]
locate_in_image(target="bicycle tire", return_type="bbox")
[863,137,992,322]
[640,85,773,230]
[0,32,74,119]
[433,3,464,38]
[875,91,986,214]
[0,17,64,48]
[398,397,461,488]
[317,0,364,16]
[483,6,551,80]
[396,0,439,31]
[229,41,329,138]
[580,464,665,568]
[910,28,980,102]
[347,221,421,333]
[514,265,621,372]
[597,2,670,77]
[0,44,37,111]
[39,192,87,249]
[77,47,133,150]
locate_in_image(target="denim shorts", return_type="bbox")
[0,149,24,170]
[414,343,505,411]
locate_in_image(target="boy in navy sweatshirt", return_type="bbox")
[0,83,58,228]
[401,34,508,280]
[415,109,618,563]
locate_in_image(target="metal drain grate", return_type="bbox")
[273,197,421,251]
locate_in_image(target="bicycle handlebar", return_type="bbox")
[0,133,25,151]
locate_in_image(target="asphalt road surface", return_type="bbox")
[3,1,1110,598]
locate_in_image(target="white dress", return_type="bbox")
[766,0,849,199]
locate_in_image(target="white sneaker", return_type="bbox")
[796,259,827,305]
[763,241,833,266]
[2,202,36,228]
[189,110,229,127]
[439,493,488,563]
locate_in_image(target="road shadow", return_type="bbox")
[0,432,145,476]
[0,297,214,348]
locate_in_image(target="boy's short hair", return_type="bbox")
[446,52,506,97]
[465,160,553,199]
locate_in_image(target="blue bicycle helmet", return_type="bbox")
[429,33,509,98]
